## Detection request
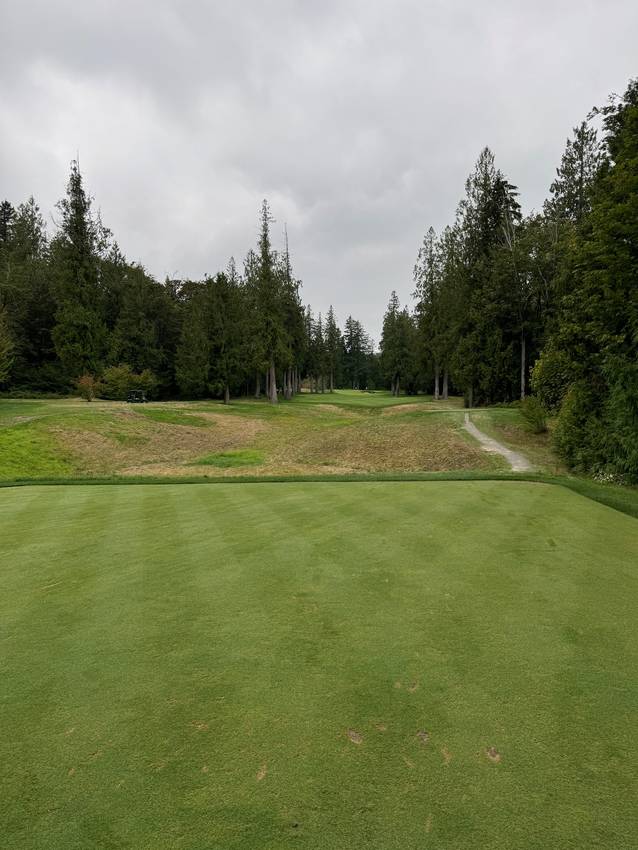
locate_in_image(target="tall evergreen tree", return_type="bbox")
[545,121,603,224]
[324,306,341,392]
[51,161,109,379]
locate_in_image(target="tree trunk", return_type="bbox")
[520,333,526,400]
[434,362,440,400]
[395,375,400,396]
[224,383,230,404]
[321,374,325,394]
[467,385,473,408]
[329,370,334,393]
[268,361,278,404]
[254,371,261,399]
[442,368,448,400]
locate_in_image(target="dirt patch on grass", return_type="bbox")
[256,764,268,781]
[417,730,430,744]
[347,729,363,744]
[486,746,501,763]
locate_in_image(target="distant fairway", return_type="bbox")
[2,481,638,849]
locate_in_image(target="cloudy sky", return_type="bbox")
[2,0,637,341]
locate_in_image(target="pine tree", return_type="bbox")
[208,270,245,403]
[51,161,108,380]
[0,200,15,243]
[545,122,603,224]
[175,284,210,398]
[324,306,341,392]
[544,79,638,478]
[254,200,285,404]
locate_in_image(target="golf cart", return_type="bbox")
[127,389,148,403]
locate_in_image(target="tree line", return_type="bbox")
[0,167,377,403]
[378,77,637,481]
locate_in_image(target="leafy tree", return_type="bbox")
[99,364,158,400]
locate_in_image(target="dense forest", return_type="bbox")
[379,78,637,481]
[1,78,636,480]
[0,175,378,404]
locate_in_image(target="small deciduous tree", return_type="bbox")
[76,373,97,401]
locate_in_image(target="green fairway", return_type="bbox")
[2,481,638,849]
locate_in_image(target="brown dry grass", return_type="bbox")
[35,398,516,478]
[277,418,500,473]
[52,411,268,475]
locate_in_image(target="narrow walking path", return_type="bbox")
[463,412,532,472]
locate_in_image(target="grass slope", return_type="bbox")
[2,481,637,849]
[0,393,501,480]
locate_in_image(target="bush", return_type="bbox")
[76,374,97,402]
[554,380,607,473]
[98,364,158,400]
[520,395,548,433]
[531,348,574,412]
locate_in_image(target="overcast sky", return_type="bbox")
[2,1,637,341]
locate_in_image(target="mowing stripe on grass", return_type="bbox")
[1,482,638,849]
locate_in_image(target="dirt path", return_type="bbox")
[463,412,532,472]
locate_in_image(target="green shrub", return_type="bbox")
[98,364,158,400]
[554,380,606,473]
[520,395,548,433]
[531,348,574,412]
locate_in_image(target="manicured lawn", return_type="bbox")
[1,481,637,849]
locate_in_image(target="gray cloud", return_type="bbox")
[2,0,637,341]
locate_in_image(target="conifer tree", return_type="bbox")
[51,161,108,379]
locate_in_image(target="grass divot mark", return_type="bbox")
[486,746,501,763]
[441,746,452,764]
[425,815,433,833]
[416,730,430,744]
[408,681,419,693]
[256,764,268,781]
[191,721,209,731]
[403,756,415,768]
[374,723,387,732]
[347,729,363,744]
